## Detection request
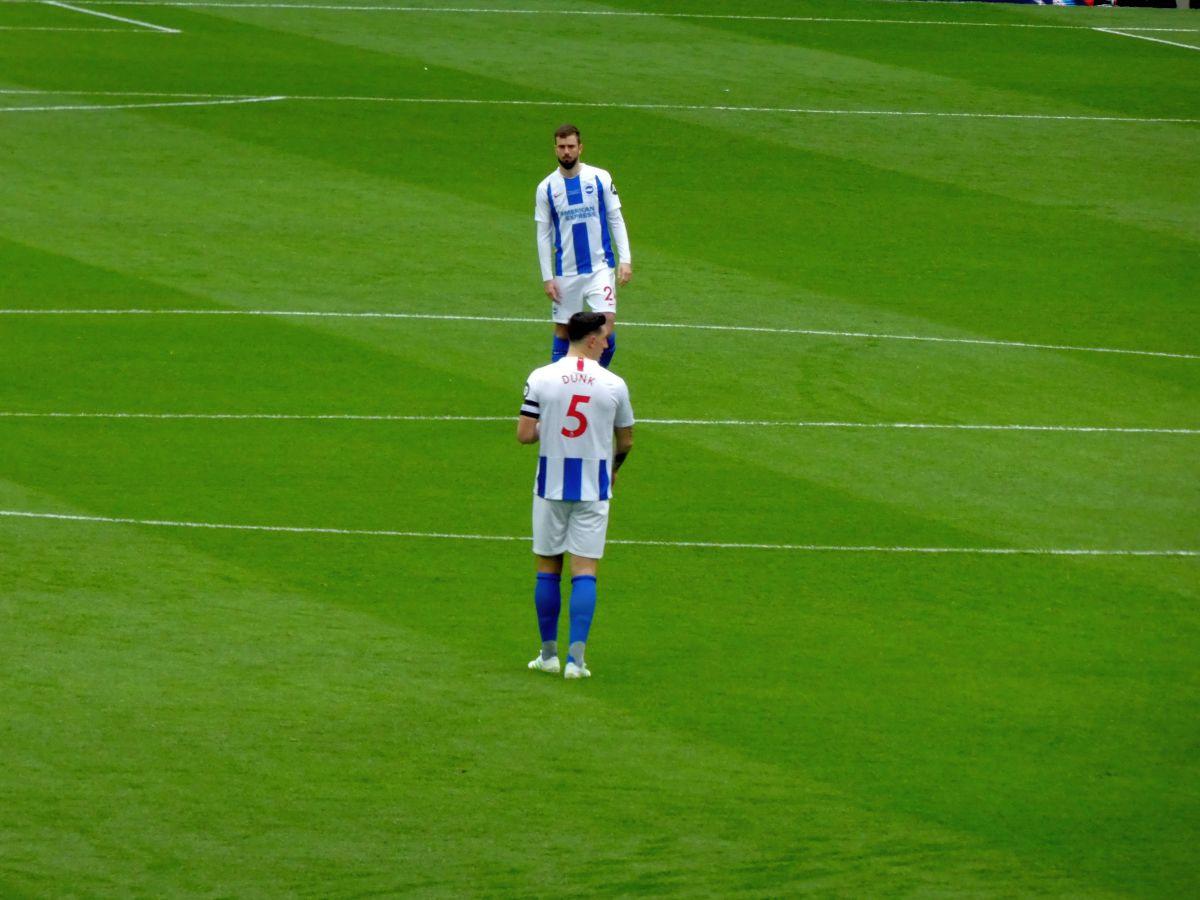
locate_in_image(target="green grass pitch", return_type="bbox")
[1,0,1197,895]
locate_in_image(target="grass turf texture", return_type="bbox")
[1,0,1197,896]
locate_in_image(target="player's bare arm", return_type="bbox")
[611,425,633,485]
[517,414,539,445]
[615,426,633,458]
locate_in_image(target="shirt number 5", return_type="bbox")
[562,394,591,438]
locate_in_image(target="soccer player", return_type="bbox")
[534,123,632,369]
[517,311,635,679]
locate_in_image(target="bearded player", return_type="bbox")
[534,124,633,368]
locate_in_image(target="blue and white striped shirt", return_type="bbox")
[520,355,635,501]
[535,163,631,280]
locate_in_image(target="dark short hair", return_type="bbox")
[567,311,606,343]
[554,123,581,141]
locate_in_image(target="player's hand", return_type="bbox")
[617,263,632,286]
[544,279,561,303]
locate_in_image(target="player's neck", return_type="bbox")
[558,162,582,178]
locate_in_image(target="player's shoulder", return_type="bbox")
[580,162,614,183]
[593,363,630,391]
[527,360,559,383]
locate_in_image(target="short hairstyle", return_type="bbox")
[554,123,581,141]
[566,311,606,343]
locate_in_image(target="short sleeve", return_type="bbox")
[614,379,634,428]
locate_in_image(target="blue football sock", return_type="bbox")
[599,330,616,368]
[534,572,561,656]
[567,575,597,664]
[551,335,569,362]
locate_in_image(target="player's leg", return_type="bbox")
[551,276,585,362]
[563,501,609,678]
[582,270,619,368]
[552,323,570,362]
[529,497,568,673]
[565,555,598,679]
[532,556,563,671]
[599,312,617,368]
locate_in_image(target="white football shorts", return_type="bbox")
[532,496,611,559]
[551,268,617,324]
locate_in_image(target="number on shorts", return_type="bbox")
[562,394,590,438]
[603,286,614,302]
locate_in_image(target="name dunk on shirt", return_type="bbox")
[561,372,595,386]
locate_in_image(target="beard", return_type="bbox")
[558,153,578,169]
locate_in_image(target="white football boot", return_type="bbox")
[563,661,591,680]
[528,654,561,674]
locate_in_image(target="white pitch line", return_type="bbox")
[8,0,1200,34]
[43,0,179,32]
[0,89,1191,125]
[285,94,1200,126]
[0,508,522,542]
[0,411,514,422]
[26,2,1200,34]
[614,538,1200,557]
[642,419,1200,436]
[2,308,1195,361]
[1,509,1194,557]
[1094,27,1200,53]
[0,95,286,113]
[622,318,1200,361]
[1,411,1196,435]
[0,89,262,97]
[0,2,1099,29]
[0,24,147,29]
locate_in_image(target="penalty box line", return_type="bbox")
[1,509,1195,557]
[2,308,1196,361]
